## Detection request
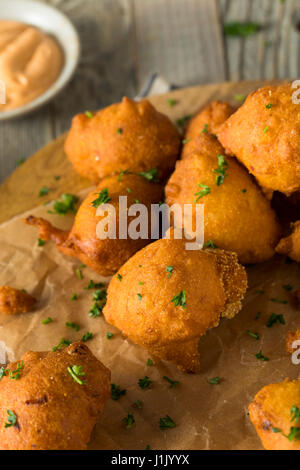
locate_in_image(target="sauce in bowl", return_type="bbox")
[0,20,63,111]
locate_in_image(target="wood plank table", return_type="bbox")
[0,0,298,183]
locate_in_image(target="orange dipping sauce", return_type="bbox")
[0,20,63,111]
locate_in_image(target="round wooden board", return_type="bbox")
[0,79,281,224]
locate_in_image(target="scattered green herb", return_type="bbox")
[92,189,111,207]
[266,313,285,327]
[111,384,127,400]
[247,330,259,340]
[195,183,210,202]
[163,376,179,388]
[171,290,186,309]
[138,168,159,183]
[224,22,260,37]
[159,415,176,430]
[255,350,269,361]
[42,317,53,325]
[138,376,152,390]
[82,331,93,342]
[166,266,174,278]
[67,365,86,385]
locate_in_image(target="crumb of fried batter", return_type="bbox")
[0,286,36,315]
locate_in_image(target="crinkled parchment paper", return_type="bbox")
[0,194,299,450]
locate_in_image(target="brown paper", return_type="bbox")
[0,193,299,450]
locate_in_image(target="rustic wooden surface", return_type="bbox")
[0,78,282,224]
[0,0,298,182]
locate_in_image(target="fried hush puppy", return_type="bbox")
[249,378,300,450]
[182,100,235,158]
[103,236,247,373]
[165,133,281,264]
[25,174,163,276]
[276,220,300,262]
[0,286,36,315]
[65,97,181,183]
[218,83,300,195]
[0,342,110,450]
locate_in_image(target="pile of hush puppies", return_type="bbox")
[0,83,300,450]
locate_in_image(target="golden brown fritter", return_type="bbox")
[65,97,181,183]
[0,286,36,315]
[249,378,300,450]
[276,221,300,262]
[25,174,163,276]
[165,133,281,264]
[218,83,300,195]
[182,100,235,158]
[103,236,247,373]
[0,342,110,450]
[286,329,300,354]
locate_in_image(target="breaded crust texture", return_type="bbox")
[0,342,110,450]
[249,378,300,450]
[26,174,163,276]
[165,133,281,264]
[182,100,235,158]
[65,97,181,182]
[218,83,300,195]
[103,237,247,373]
[276,220,300,262]
[0,286,36,315]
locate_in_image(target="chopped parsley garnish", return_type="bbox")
[117,169,132,181]
[4,410,17,428]
[76,268,83,280]
[66,321,80,332]
[255,350,269,361]
[266,103,273,109]
[111,384,127,400]
[163,376,179,388]
[195,183,210,202]
[166,266,174,278]
[85,111,93,118]
[283,284,293,291]
[93,289,107,301]
[52,338,71,352]
[203,240,217,249]
[255,311,261,320]
[167,98,177,107]
[176,115,191,127]
[147,358,154,366]
[214,154,229,186]
[270,298,288,304]
[138,168,159,183]
[241,189,247,193]
[171,290,186,309]
[54,175,61,181]
[159,415,176,430]
[42,317,53,325]
[71,293,78,301]
[234,94,246,102]
[138,376,152,390]
[202,123,208,134]
[0,367,6,379]
[133,400,143,409]
[50,193,79,215]
[89,302,103,318]
[116,274,122,281]
[82,332,93,342]
[5,361,24,380]
[126,187,131,193]
[38,238,45,246]
[85,280,104,290]
[67,365,86,385]
[16,158,25,166]
[208,376,221,385]
[92,189,111,207]
[106,332,114,340]
[266,313,285,328]
[39,186,49,197]
[247,330,259,340]
[123,412,135,429]
[263,126,269,133]
[116,127,123,134]
[182,138,191,144]
[291,405,300,423]
[224,22,260,37]
[137,293,142,301]
[139,281,144,286]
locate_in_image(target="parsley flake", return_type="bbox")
[171,290,186,309]
[195,183,210,202]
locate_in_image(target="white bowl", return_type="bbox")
[0,0,80,120]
